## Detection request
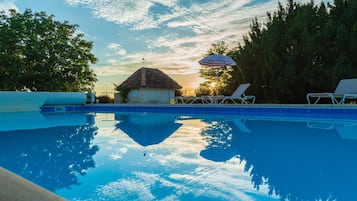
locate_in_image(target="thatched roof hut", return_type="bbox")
[121,67,181,89]
[116,67,182,104]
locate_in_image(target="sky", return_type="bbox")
[0,0,330,96]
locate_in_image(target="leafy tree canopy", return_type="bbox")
[201,0,357,103]
[238,0,357,103]
[0,9,97,91]
[198,41,237,96]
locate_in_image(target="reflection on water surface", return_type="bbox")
[1,112,357,201]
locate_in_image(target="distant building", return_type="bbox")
[116,67,182,104]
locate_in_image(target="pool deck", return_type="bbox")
[0,168,65,201]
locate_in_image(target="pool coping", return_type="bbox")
[40,103,357,121]
[0,167,65,201]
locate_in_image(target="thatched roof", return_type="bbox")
[121,67,182,89]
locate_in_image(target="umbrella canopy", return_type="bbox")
[199,54,236,96]
[199,54,236,67]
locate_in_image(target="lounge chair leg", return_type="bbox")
[306,96,311,104]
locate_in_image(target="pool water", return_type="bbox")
[1,110,357,201]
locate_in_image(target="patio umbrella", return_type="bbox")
[199,54,236,66]
[199,54,237,95]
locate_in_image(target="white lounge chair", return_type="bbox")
[188,95,215,104]
[174,96,195,104]
[217,83,256,104]
[190,83,256,104]
[184,83,255,104]
[306,78,357,104]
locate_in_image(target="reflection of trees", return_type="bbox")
[235,120,357,201]
[199,119,243,162]
[200,119,357,201]
[0,124,98,192]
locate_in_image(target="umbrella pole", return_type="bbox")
[215,69,219,96]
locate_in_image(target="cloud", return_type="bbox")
[107,42,127,56]
[65,0,268,34]
[65,0,325,92]
[100,43,128,68]
[0,0,18,13]
[116,49,127,56]
[65,0,169,30]
[87,0,283,74]
[107,43,121,49]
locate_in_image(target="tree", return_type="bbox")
[230,0,357,103]
[198,41,237,96]
[0,9,97,91]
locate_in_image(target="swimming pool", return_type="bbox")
[1,105,357,201]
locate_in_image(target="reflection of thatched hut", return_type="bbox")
[115,113,182,146]
[117,67,182,104]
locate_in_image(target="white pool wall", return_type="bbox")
[0,91,86,112]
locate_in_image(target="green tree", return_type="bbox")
[0,9,97,91]
[231,0,357,103]
[198,41,237,96]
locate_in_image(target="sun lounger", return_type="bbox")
[175,96,192,104]
[217,83,256,104]
[188,83,256,104]
[177,83,255,104]
[306,78,357,104]
[188,95,215,104]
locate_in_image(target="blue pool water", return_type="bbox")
[1,106,357,201]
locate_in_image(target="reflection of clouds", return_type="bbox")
[132,120,275,199]
[96,128,140,158]
[145,121,208,165]
[96,177,155,200]
[69,116,278,200]
[93,173,170,200]
[109,148,127,160]
[169,158,261,201]
[109,153,121,160]
[93,159,272,201]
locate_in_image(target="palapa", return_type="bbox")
[120,67,182,89]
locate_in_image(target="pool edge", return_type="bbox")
[40,104,357,120]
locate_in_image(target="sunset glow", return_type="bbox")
[0,0,332,96]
